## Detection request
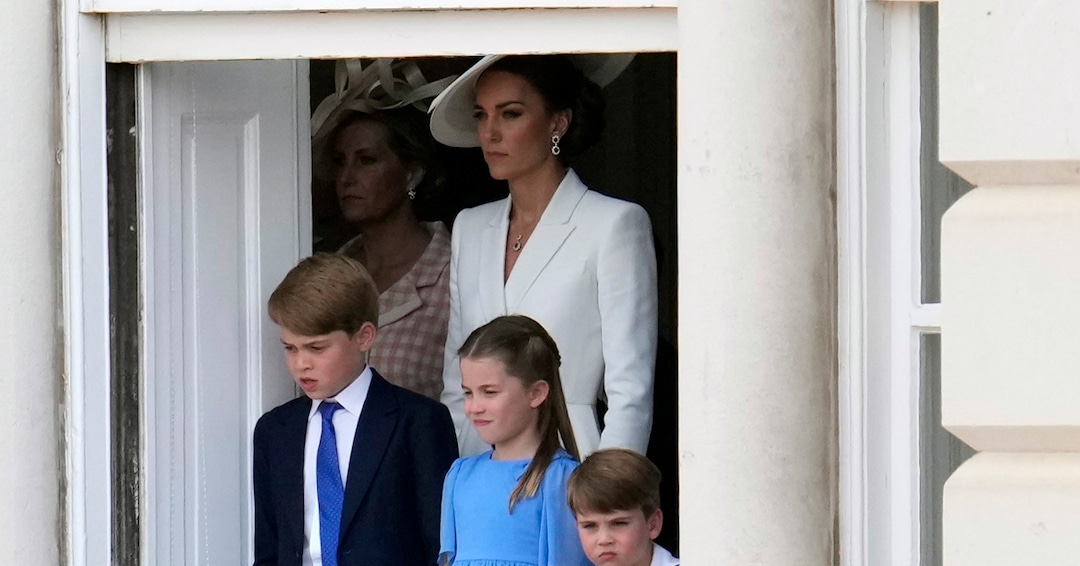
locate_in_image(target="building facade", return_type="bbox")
[0,1,1072,565]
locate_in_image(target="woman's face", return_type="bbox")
[473,70,567,183]
[332,119,413,226]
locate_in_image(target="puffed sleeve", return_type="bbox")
[439,458,463,566]
[537,456,591,566]
[595,203,658,453]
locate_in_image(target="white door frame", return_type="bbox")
[59,4,111,566]
[59,5,676,566]
[837,1,945,565]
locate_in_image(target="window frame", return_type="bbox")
[64,0,946,564]
[84,0,675,11]
[61,4,675,566]
[102,8,676,62]
[837,1,944,565]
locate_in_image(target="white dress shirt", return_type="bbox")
[650,542,679,566]
[302,366,373,566]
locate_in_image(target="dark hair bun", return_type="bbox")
[487,55,607,159]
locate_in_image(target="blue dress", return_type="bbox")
[439,450,590,566]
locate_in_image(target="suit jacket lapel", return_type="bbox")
[504,170,587,311]
[280,399,310,550]
[478,198,511,320]
[339,371,398,538]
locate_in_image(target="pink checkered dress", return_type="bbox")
[339,222,451,400]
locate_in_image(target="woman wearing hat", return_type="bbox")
[430,54,658,457]
[313,59,457,400]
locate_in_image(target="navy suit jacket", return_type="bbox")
[252,370,458,566]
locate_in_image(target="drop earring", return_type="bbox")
[406,167,424,201]
[551,134,561,156]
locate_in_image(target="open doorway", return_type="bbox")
[308,53,679,549]
[115,52,676,564]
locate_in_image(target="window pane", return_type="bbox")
[920,3,974,304]
[919,333,976,566]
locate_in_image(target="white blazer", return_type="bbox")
[442,169,658,457]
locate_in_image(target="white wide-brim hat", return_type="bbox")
[428,53,635,148]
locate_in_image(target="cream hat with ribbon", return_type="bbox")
[427,53,635,148]
[311,58,458,149]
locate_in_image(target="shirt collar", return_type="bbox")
[308,365,373,420]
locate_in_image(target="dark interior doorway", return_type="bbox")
[309,52,679,550]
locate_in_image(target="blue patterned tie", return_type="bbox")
[317,402,344,566]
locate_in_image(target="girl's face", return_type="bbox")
[473,70,568,183]
[331,119,414,226]
[461,355,549,459]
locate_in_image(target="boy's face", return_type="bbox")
[280,323,375,400]
[575,508,662,566]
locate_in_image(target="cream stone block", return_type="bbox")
[945,453,1080,566]
[939,0,1080,185]
[942,186,1080,451]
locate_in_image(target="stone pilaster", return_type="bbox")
[678,1,836,563]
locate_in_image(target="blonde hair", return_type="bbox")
[567,448,662,517]
[457,315,579,512]
[267,253,379,336]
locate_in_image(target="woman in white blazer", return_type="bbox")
[429,54,658,457]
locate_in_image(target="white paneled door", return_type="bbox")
[142,60,311,565]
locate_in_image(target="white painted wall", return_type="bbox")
[678,0,836,563]
[0,2,62,564]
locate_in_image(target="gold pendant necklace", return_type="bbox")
[512,234,523,251]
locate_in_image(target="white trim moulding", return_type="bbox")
[105,8,676,62]
[86,0,676,12]
[835,0,869,562]
[59,5,113,566]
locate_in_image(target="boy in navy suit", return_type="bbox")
[253,253,458,566]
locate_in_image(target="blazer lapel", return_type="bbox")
[378,293,423,327]
[339,371,398,538]
[504,170,587,310]
[477,198,511,320]
[279,399,311,550]
[376,222,450,327]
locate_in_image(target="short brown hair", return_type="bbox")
[567,449,662,517]
[267,253,379,336]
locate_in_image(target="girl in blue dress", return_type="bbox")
[439,315,590,566]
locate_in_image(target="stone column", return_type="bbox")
[0,1,62,564]
[678,1,836,563]
[940,2,1080,565]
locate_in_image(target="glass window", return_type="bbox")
[920,3,974,304]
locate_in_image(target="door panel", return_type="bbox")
[144,59,310,565]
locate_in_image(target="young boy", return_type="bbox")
[567,449,679,566]
[253,253,458,566]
